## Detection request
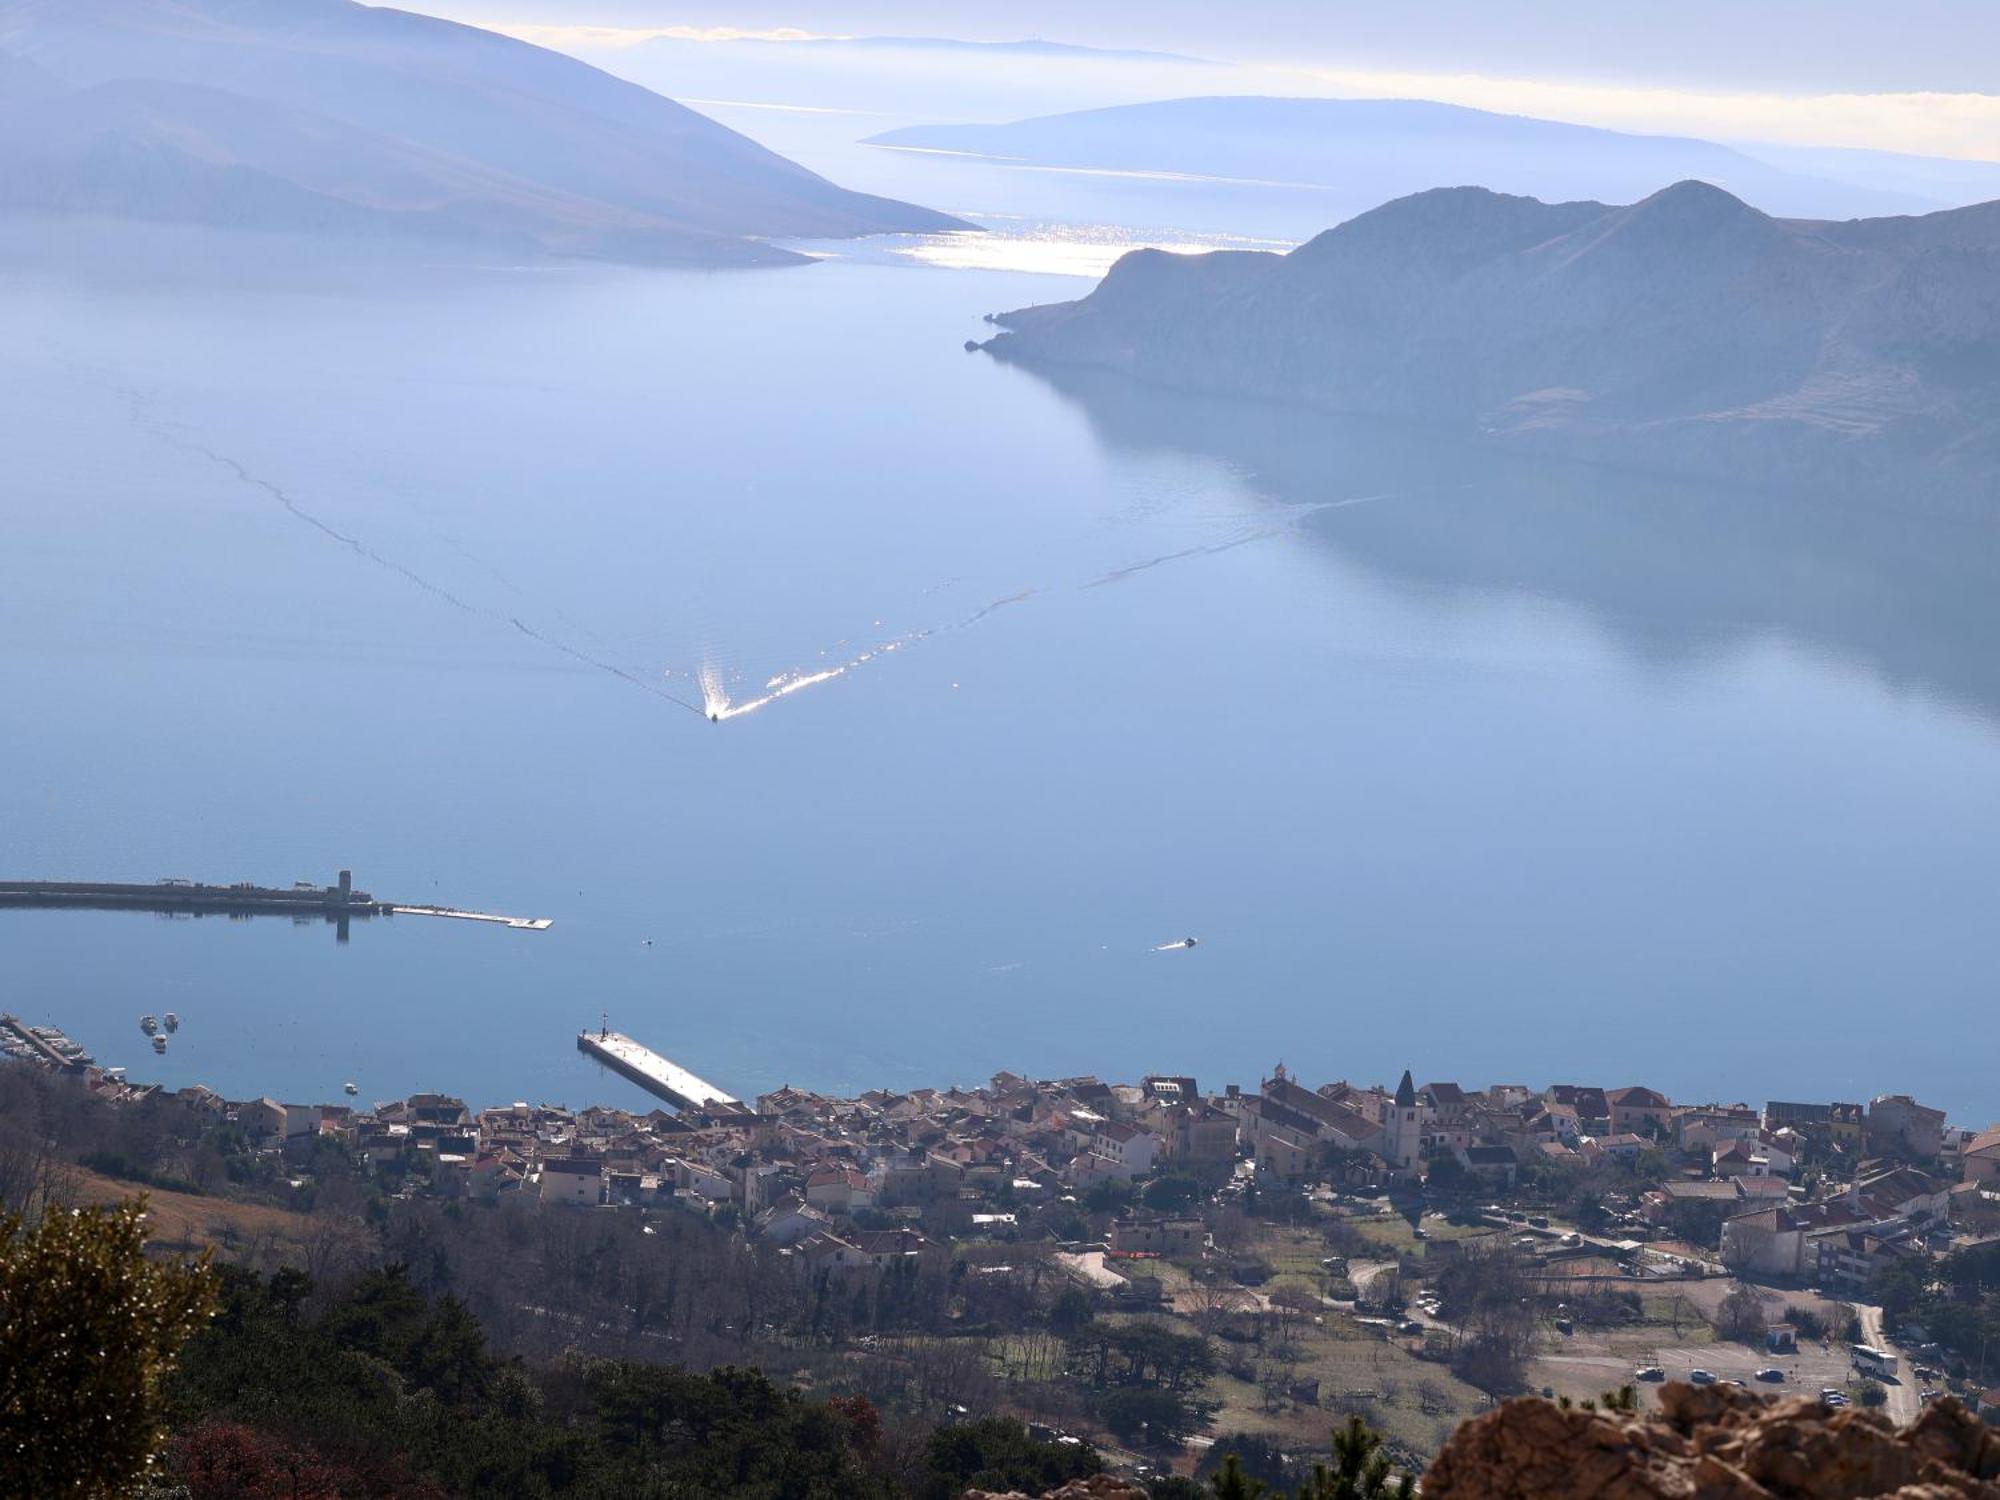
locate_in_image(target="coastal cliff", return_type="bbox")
[983,182,2000,504]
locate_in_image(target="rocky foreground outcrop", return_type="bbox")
[1424,1384,2000,1499]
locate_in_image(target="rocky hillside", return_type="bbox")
[1424,1383,2000,1499]
[0,0,962,266]
[982,182,2000,504]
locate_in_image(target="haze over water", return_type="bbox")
[4,226,1997,1123]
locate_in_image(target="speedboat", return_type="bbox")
[163,1013,180,1033]
[139,1015,158,1035]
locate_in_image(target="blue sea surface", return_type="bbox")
[2,234,1995,1121]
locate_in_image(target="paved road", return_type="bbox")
[1348,1258,1398,1301]
[1856,1303,1920,1426]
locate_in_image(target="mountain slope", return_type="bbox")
[0,0,963,265]
[982,183,2000,504]
[869,96,1938,221]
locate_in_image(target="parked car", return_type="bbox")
[1688,1369,1716,1385]
[1635,1366,1666,1381]
[1755,1369,1785,1383]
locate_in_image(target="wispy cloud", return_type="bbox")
[473,19,2000,162]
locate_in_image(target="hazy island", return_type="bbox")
[868,95,1977,221]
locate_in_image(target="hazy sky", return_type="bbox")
[417,3,1993,94]
[403,2,2000,160]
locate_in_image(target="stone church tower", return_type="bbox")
[1385,1068,1429,1175]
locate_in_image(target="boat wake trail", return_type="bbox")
[180,438,491,616]
[509,618,705,713]
[697,523,1293,722]
[114,382,707,717]
[960,589,1034,626]
[703,634,920,721]
[699,587,1044,721]
[1082,529,1272,588]
[104,352,1395,729]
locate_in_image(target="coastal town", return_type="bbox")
[10,1003,1998,1458]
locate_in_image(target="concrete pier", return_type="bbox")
[391,905,554,931]
[0,872,551,940]
[577,1029,741,1114]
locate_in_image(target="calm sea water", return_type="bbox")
[2,231,1996,1122]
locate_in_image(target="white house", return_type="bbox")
[754,1196,834,1244]
[1721,1206,1809,1278]
[671,1157,736,1204]
[1091,1122,1160,1176]
[538,1157,602,1207]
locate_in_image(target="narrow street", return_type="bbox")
[1855,1304,1920,1426]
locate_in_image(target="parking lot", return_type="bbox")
[1534,1326,1867,1407]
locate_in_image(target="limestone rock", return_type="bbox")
[1424,1388,2000,1500]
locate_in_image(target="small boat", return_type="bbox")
[163,1013,180,1033]
[151,1036,167,1055]
[344,1082,359,1096]
[139,1015,158,1035]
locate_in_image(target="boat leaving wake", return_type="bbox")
[698,589,1036,722]
[695,487,1401,724]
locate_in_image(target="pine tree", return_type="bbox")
[1209,1451,1268,1499]
[0,1199,216,1497]
[1295,1414,1415,1500]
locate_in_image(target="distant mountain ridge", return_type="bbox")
[869,96,1943,220]
[0,0,963,266]
[982,182,2000,505]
